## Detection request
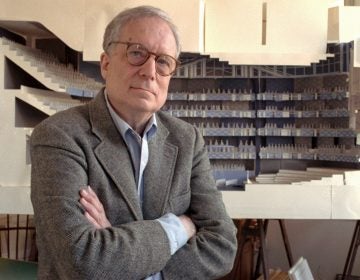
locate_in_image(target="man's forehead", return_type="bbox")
[118,17,177,53]
[120,17,172,38]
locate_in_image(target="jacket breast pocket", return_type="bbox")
[169,191,191,215]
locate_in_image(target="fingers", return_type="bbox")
[84,211,101,229]
[79,186,111,229]
[80,195,99,224]
[80,186,103,213]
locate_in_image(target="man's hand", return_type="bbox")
[178,215,197,239]
[79,186,111,229]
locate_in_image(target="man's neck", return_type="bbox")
[109,101,152,136]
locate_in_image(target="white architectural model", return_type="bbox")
[0,37,101,191]
[0,2,360,278]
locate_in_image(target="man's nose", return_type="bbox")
[138,55,157,79]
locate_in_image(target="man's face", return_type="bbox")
[100,17,177,121]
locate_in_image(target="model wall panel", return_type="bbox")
[327,6,339,42]
[338,6,360,43]
[205,0,262,54]
[355,38,360,67]
[205,0,331,65]
[266,0,328,54]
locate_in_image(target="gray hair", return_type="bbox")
[102,5,181,58]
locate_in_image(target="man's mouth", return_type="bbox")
[131,87,156,95]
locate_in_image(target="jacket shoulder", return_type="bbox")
[34,103,90,133]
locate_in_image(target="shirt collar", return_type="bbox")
[104,89,157,140]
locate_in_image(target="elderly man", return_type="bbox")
[31,5,237,280]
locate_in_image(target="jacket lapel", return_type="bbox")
[142,118,178,220]
[89,91,143,221]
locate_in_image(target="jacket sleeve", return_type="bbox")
[162,127,238,279]
[30,121,171,280]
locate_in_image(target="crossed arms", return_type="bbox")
[30,110,237,279]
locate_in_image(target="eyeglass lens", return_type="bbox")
[126,43,177,76]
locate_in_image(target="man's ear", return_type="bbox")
[100,52,110,80]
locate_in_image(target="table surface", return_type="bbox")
[1,185,360,219]
[0,258,37,280]
[222,184,360,219]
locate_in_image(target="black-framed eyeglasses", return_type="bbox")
[108,41,180,76]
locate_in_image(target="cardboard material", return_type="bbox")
[0,187,33,214]
[1,183,359,219]
[332,186,360,219]
[222,184,331,219]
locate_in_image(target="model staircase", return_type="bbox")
[255,167,351,185]
[0,37,103,97]
[253,65,293,78]
[15,86,84,116]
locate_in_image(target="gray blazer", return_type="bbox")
[30,90,237,280]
